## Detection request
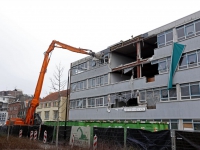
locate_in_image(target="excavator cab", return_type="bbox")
[34,113,42,125]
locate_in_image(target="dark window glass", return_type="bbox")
[104,54,109,63]
[166,31,173,43]
[194,123,200,130]
[188,53,197,67]
[83,99,86,108]
[186,23,194,36]
[195,21,200,33]
[161,89,168,101]
[190,84,200,96]
[179,54,187,69]
[157,34,165,45]
[169,88,177,100]
[181,84,190,99]
[177,27,185,39]
[104,96,108,106]
[171,123,178,129]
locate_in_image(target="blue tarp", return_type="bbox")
[168,43,186,89]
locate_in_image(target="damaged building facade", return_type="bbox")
[69,11,200,130]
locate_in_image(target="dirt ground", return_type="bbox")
[0,134,87,150]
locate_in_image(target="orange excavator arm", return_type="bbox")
[7,40,95,125]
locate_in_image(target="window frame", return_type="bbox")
[87,98,96,108]
[44,111,49,120]
[96,97,104,107]
[157,29,173,48]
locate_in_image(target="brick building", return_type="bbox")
[8,101,21,119]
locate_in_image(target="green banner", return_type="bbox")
[168,43,186,89]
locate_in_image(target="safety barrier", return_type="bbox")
[19,129,22,138]
[93,134,97,150]
[34,130,37,140]
[71,134,74,148]
[30,131,33,140]
[6,124,200,149]
[43,130,47,143]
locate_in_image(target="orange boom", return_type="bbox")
[6,40,95,125]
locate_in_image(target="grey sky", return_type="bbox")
[0,0,200,97]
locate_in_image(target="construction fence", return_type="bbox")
[1,125,200,149]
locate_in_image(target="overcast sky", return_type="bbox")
[0,0,200,97]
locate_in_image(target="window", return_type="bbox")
[48,102,51,107]
[96,77,100,86]
[177,26,185,40]
[104,74,108,84]
[193,120,200,130]
[104,54,109,63]
[190,83,200,98]
[88,98,95,108]
[75,99,86,109]
[161,89,169,101]
[53,101,58,107]
[195,20,200,34]
[104,96,108,106]
[44,111,49,120]
[44,103,48,108]
[70,100,75,109]
[187,52,197,67]
[90,60,96,68]
[166,30,173,45]
[83,80,87,89]
[185,23,194,37]
[179,54,187,69]
[157,30,173,47]
[76,82,80,90]
[53,110,58,120]
[76,99,82,108]
[140,91,146,102]
[96,97,104,107]
[170,119,179,129]
[92,78,95,87]
[169,88,177,100]
[158,60,167,73]
[181,84,190,99]
[80,81,83,90]
[178,51,200,70]
[100,76,104,86]
[157,34,165,47]
[88,79,92,88]
[177,20,200,41]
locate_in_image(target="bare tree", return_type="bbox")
[50,63,67,147]
[50,63,67,92]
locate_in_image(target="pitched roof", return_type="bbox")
[40,90,69,102]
